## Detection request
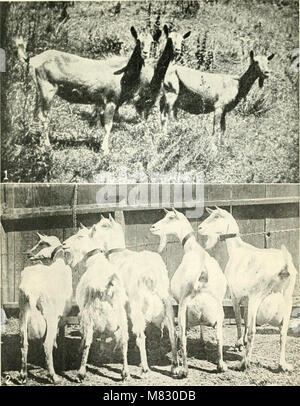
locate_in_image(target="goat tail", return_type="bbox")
[280,245,297,285]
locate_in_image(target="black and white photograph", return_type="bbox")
[0,0,298,183]
[1,183,299,387]
[0,0,299,390]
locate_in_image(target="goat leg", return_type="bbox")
[77,320,93,382]
[215,311,228,372]
[163,296,180,375]
[102,101,116,155]
[43,315,61,384]
[239,298,260,370]
[135,331,150,378]
[120,336,131,381]
[118,308,131,381]
[232,298,245,351]
[279,298,294,372]
[173,300,189,378]
[242,303,248,347]
[19,309,29,384]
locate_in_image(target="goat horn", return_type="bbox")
[163,208,169,213]
[101,214,105,219]
[109,213,115,222]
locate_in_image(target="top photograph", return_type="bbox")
[0,0,299,183]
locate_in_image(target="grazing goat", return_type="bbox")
[150,208,228,377]
[92,214,179,378]
[62,225,130,381]
[19,234,73,384]
[14,27,154,155]
[198,206,297,371]
[160,51,275,150]
[134,25,191,119]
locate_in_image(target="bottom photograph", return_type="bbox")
[1,183,299,387]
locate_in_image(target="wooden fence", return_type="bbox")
[1,183,299,310]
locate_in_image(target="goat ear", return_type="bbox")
[267,53,275,61]
[101,214,105,219]
[206,207,214,214]
[250,50,254,61]
[36,232,45,241]
[163,208,169,214]
[114,66,127,75]
[79,223,86,229]
[130,26,138,40]
[163,25,169,37]
[90,224,97,236]
[108,213,115,223]
[183,31,191,39]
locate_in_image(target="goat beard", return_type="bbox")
[205,233,219,250]
[158,233,167,253]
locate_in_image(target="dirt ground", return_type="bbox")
[1,317,299,387]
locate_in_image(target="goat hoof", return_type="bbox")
[50,374,61,384]
[122,371,131,381]
[217,362,228,372]
[235,343,244,352]
[76,372,86,383]
[140,369,149,379]
[19,373,27,385]
[171,364,180,376]
[173,366,188,379]
[279,362,293,372]
[238,360,249,371]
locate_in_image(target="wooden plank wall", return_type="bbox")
[1,184,299,307]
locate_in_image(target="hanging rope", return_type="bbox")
[72,183,78,230]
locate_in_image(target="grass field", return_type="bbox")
[1,316,300,386]
[1,0,299,183]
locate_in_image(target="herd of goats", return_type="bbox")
[15,24,275,155]
[18,206,296,384]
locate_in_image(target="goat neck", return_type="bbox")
[83,248,104,264]
[176,221,198,253]
[220,219,243,256]
[119,41,144,103]
[149,38,174,99]
[236,63,261,103]
[104,232,126,259]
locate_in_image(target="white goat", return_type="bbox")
[19,234,73,384]
[92,214,179,378]
[150,208,228,377]
[160,51,275,150]
[62,225,130,381]
[14,27,154,155]
[198,206,297,371]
